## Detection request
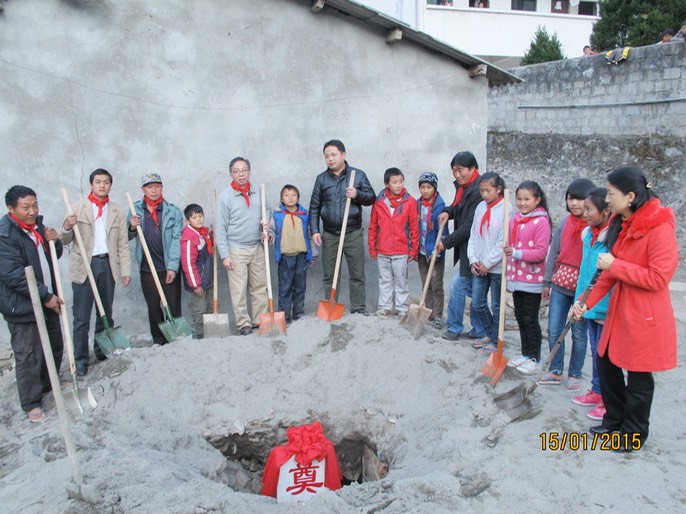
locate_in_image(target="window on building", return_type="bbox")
[469,0,490,7]
[578,1,598,16]
[551,0,569,13]
[512,0,536,12]
[428,0,454,5]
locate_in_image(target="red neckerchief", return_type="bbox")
[421,192,437,230]
[9,212,45,249]
[231,181,251,207]
[282,206,307,228]
[385,188,406,210]
[197,226,213,255]
[479,197,503,236]
[612,213,635,255]
[88,192,109,221]
[451,170,480,207]
[143,196,164,226]
[555,214,587,268]
[589,220,609,247]
[510,211,537,244]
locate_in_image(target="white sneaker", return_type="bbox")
[516,358,541,375]
[507,355,528,367]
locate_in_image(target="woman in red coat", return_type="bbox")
[574,167,678,451]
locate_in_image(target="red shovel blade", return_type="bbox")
[481,338,509,385]
[317,289,345,321]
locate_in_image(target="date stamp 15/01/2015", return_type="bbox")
[540,432,642,451]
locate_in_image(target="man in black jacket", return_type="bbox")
[309,140,375,315]
[0,185,64,423]
[436,152,485,341]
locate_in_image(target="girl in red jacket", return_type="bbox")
[368,168,419,317]
[574,167,678,451]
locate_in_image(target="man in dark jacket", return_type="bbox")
[0,185,64,423]
[309,140,375,315]
[436,152,485,341]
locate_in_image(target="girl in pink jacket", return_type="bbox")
[504,181,551,373]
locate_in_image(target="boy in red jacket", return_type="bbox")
[368,168,419,317]
[180,204,213,338]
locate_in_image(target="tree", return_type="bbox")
[590,0,686,51]
[520,26,565,66]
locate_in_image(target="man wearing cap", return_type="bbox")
[0,185,64,423]
[60,169,131,376]
[309,140,375,315]
[216,156,270,335]
[128,173,184,345]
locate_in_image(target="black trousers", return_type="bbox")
[8,310,64,412]
[140,271,182,345]
[513,291,542,361]
[72,256,115,363]
[597,349,654,442]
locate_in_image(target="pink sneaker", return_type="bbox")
[572,390,602,406]
[587,402,606,421]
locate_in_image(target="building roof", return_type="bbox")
[303,0,522,86]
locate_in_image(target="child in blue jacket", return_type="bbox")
[272,185,317,323]
[416,172,449,329]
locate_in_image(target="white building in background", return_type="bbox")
[361,0,600,67]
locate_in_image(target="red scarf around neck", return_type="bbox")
[555,214,586,268]
[479,197,503,236]
[144,196,164,226]
[451,170,480,206]
[612,213,635,255]
[231,181,251,207]
[589,220,609,247]
[197,226,213,255]
[282,206,307,228]
[421,191,438,230]
[10,212,45,249]
[88,192,109,220]
[385,188,406,210]
[510,210,541,244]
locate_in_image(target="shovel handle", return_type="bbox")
[260,185,275,307]
[212,189,219,312]
[61,189,108,318]
[48,240,76,376]
[330,170,356,300]
[126,193,171,310]
[419,218,447,307]
[497,189,511,343]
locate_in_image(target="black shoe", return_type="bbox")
[76,363,88,377]
[442,330,462,341]
[352,309,369,316]
[239,326,252,336]
[467,331,483,339]
[589,425,617,435]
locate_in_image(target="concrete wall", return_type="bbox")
[0,0,489,340]
[487,43,686,245]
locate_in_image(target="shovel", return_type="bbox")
[258,184,287,337]
[494,269,602,419]
[203,189,230,337]
[400,218,447,339]
[48,240,97,415]
[62,189,129,356]
[25,266,103,505]
[317,169,356,322]
[126,193,192,343]
[480,189,511,385]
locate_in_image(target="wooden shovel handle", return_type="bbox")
[497,189,511,342]
[419,218,447,307]
[125,193,170,309]
[260,184,275,309]
[48,239,76,376]
[212,189,219,313]
[61,188,108,318]
[330,169,356,295]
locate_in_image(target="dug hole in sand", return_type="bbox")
[0,308,685,513]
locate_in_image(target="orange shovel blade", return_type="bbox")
[258,311,286,336]
[317,289,345,321]
[481,339,509,385]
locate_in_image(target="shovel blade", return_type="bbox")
[317,300,345,321]
[65,385,98,415]
[94,330,121,358]
[400,304,432,339]
[493,382,536,413]
[258,311,287,337]
[203,312,231,338]
[159,316,193,343]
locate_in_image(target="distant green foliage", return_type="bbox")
[520,26,566,65]
[590,0,686,51]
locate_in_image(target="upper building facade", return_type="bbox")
[363,0,600,67]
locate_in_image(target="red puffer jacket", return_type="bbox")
[585,199,678,372]
[368,189,419,259]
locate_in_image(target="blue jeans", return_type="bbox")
[547,289,588,378]
[277,253,307,322]
[447,273,484,336]
[471,273,502,341]
[588,319,603,393]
